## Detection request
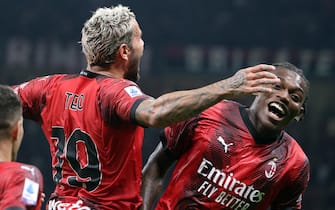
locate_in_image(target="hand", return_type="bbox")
[226,64,280,97]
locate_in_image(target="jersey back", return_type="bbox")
[14,70,151,209]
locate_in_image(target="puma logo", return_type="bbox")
[217,136,233,153]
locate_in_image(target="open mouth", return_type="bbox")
[268,102,286,119]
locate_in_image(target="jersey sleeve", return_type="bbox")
[271,158,310,210]
[2,165,44,210]
[12,76,53,121]
[99,79,152,125]
[161,117,199,158]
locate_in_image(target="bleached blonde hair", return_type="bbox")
[81,5,136,66]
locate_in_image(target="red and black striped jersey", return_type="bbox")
[0,162,43,210]
[14,70,152,209]
[158,100,310,210]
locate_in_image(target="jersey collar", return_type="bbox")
[80,69,102,78]
[239,105,283,144]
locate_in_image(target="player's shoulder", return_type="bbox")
[283,133,309,163]
[19,163,43,175]
[18,74,71,90]
[0,162,41,175]
[0,161,22,172]
[282,133,310,185]
[98,77,146,98]
[0,162,42,187]
[215,99,243,110]
[203,99,242,117]
[99,77,138,88]
[33,73,68,82]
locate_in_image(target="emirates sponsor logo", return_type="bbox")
[196,158,265,209]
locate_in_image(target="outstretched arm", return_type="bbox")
[135,64,280,127]
[141,143,175,210]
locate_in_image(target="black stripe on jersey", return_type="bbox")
[130,98,151,127]
[239,105,283,144]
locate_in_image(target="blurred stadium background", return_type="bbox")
[1,1,334,209]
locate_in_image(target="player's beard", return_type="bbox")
[125,56,141,82]
[11,147,17,161]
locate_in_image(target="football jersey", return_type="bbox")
[0,162,43,210]
[14,70,152,209]
[157,100,310,210]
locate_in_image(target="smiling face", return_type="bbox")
[249,66,308,133]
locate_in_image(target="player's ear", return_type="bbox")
[119,44,131,60]
[294,106,305,122]
[10,117,23,142]
[10,122,19,142]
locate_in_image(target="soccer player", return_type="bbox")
[13,5,280,210]
[142,62,310,210]
[0,85,44,210]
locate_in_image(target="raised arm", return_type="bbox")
[135,64,280,127]
[141,143,175,210]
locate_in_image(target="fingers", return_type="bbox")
[247,71,279,81]
[227,63,281,97]
[245,64,276,73]
[242,64,280,85]
[250,77,279,87]
[248,86,273,95]
[243,64,278,80]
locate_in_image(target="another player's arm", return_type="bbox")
[141,142,175,210]
[135,64,280,127]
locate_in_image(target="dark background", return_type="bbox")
[1,1,334,209]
